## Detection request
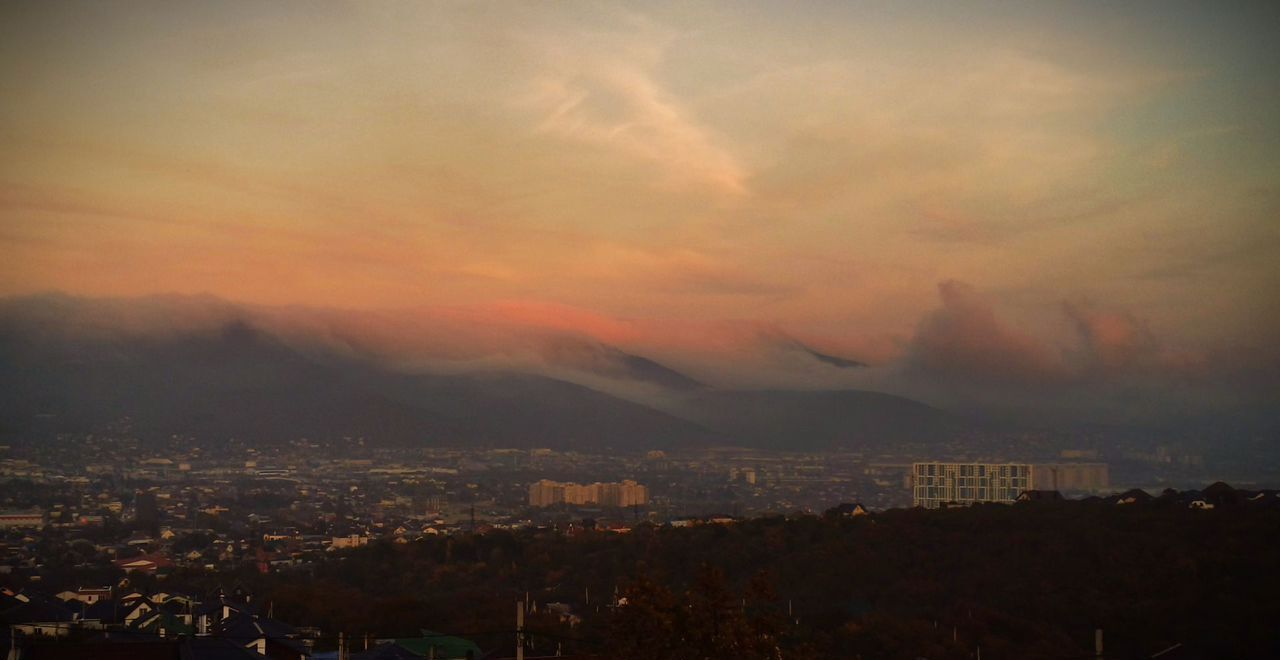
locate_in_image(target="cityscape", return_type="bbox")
[3,0,1279,658]
[2,426,1276,658]
[4,424,1261,550]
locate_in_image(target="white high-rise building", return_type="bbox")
[912,462,1032,508]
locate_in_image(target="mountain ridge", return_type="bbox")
[0,292,969,450]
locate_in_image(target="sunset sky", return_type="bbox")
[2,1,1278,417]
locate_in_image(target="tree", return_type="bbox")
[609,573,681,660]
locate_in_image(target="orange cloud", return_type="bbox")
[1064,302,1159,372]
[908,280,1067,385]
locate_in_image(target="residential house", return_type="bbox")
[215,612,310,660]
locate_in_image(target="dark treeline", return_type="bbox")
[23,500,1280,659]
[240,501,1280,659]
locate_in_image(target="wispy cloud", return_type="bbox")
[514,15,746,195]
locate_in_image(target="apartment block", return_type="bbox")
[528,479,648,507]
[912,462,1032,508]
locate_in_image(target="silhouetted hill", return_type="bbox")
[0,315,714,450]
[0,293,970,451]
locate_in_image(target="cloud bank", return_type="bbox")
[2,285,1274,431]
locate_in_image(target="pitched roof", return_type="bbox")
[1201,482,1241,506]
[134,609,195,636]
[1016,490,1063,502]
[186,636,273,660]
[1113,488,1153,504]
[215,612,306,654]
[113,553,176,571]
[84,599,130,624]
[196,595,255,618]
[825,502,869,516]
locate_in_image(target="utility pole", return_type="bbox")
[338,632,345,660]
[1095,628,1104,659]
[516,601,525,660]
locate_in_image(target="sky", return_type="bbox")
[1,1,1278,422]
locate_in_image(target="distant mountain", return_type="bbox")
[539,336,705,391]
[0,314,714,450]
[0,293,968,451]
[675,389,969,450]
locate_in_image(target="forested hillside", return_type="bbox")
[159,501,1280,659]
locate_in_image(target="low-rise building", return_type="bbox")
[0,511,44,528]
